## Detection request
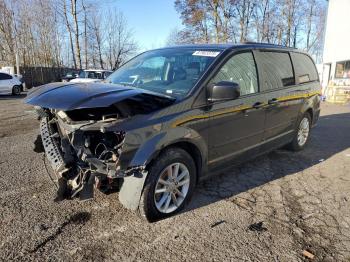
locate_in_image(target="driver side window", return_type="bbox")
[211,52,258,96]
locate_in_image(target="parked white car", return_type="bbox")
[0,72,23,95]
[69,69,113,83]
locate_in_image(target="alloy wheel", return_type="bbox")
[154,162,190,214]
[297,117,310,147]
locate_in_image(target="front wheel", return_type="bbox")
[12,85,21,95]
[286,113,311,151]
[138,147,196,222]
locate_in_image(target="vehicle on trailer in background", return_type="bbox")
[26,43,321,222]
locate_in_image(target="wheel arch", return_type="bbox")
[306,108,313,122]
[147,140,203,184]
[12,85,21,95]
[119,128,207,210]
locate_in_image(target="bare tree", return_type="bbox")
[0,0,139,71]
[90,12,104,69]
[173,0,327,59]
[175,0,211,43]
[235,0,255,42]
[104,10,137,69]
[61,0,76,68]
[0,0,16,66]
[82,0,88,69]
[166,27,185,46]
[70,0,82,69]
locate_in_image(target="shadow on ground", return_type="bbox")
[185,111,350,212]
[0,94,27,100]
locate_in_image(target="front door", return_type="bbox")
[207,51,266,171]
[0,73,12,94]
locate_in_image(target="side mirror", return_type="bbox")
[208,81,240,102]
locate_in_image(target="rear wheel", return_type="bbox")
[138,147,196,222]
[12,85,21,95]
[287,112,311,151]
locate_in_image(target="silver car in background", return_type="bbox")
[0,72,23,95]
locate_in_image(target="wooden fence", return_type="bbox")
[20,67,75,88]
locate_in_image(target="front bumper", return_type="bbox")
[40,117,67,174]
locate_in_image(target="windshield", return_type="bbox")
[106,48,221,99]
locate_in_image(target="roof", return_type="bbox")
[161,42,296,52]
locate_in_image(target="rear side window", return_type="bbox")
[0,73,12,80]
[257,51,295,91]
[291,52,318,83]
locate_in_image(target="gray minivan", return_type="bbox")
[26,43,321,221]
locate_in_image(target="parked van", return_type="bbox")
[26,43,321,221]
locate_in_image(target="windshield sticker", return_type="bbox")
[192,51,220,57]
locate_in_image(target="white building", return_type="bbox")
[322,0,350,103]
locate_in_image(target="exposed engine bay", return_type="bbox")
[39,110,126,201]
[34,93,173,201]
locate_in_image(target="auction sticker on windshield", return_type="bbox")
[192,51,220,57]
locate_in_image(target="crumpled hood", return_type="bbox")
[25,82,173,110]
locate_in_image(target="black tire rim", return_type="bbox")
[13,86,20,95]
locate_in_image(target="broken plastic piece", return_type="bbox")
[248,221,267,232]
[302,250,315,260]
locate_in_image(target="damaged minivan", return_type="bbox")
[26,43,321,221]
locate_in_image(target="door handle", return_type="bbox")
[268,98,279,105]
[252,102,264,109]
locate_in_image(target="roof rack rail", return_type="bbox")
[242,41,295,49]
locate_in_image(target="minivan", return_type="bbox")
[25,43,321,221]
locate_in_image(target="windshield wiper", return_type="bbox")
[118,82,136,87]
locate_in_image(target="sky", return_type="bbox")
[103,0,183,51]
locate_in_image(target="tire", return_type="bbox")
[138,147,196,222]
[286,112,312,151]
[12,85,21,95]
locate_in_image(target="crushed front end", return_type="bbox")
[25,82,175,205]
[38,107,134,201]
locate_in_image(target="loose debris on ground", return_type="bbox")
[0,96,350,261]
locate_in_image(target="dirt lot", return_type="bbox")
[0,94,349,261]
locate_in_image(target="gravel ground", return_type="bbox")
[0,94,350,261]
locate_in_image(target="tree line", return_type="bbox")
[0,0,327,73]
[0,0,137,71]
[169,0,327,62]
